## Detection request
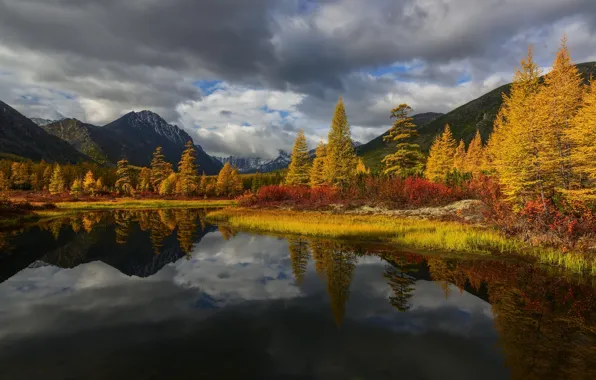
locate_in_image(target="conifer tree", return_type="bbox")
[425,125,457,182]
[49,164,65,195]
[286,129,311,185]
[198,172,208,196]
[566,80,596,200]
[115,158,133,195]
[138,167,152,192]
[150,146,172,192]
[177,141,199,196]
[355,157,370,175]
[42,166,53,191]
[70,178,83,198]
[95,178,104,193]
[381,104,425,176]
[464,130,484,176]
[159,173,177,195]
[453,140,467,172]
[325,97,357,187]
[537,37,584,191]
[229,168,243,196]
[309,141,327,187]
[487,46,549,204]
[216,162,232,196]
[0,171,9,192]
[83,170,96,195]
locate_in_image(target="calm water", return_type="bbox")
[0,209,595,380]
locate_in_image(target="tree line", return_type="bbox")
[284,36,596,212]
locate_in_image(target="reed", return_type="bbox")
[207,208,596,275]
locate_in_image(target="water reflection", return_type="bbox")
[0,210,595,379]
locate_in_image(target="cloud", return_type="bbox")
[0,0,595,155]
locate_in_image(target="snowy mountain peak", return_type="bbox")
[31,117,59,126]
[127,110,189,146]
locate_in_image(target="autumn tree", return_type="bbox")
[150,146,172,192]
[49,164,65,195]
[70,178,83,198]
[198,172,208,196]
[286,129,311,185]
[382,104,425,176]
[0,171,9,193]
[464,130,484,176]
[229,168,243,196]
[137,167,152,192]
[216,162,232,196]
[177,141,199,196]
[425,125,457,182]
[453,140,467,172]
[115,158,133,195]
[42,166,53,191]
[355,157,370,175]
[537,37,584,192]
[325,97,357,187]
[487,46,549,205]
[566,80,596,200]
[159,173,177,196]
[83,170,96,195]
[309,141,327,187]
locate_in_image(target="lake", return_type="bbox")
[0,209,595,380]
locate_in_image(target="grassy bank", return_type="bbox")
[54,199,235,210]
[207,208,596,275]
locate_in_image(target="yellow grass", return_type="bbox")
[207,208,596,275]
[54,198,235,210]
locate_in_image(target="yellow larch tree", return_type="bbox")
[487,46,549,205]
[177,141,199,196]
[536,36,584,192]
[309,141,327,187]
[83,170,96,195]
[286,129,311,186]
[355,157,370,175]
[565,80,596,200]
[464,130,484,176]
[216,162,232,196]
[453,140,466,172]
[425,125,457,182]
[324,97,357,187]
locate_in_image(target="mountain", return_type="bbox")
[216,156,267,173]
[358,61,596,170]
[99,111,222,174]
[357,112,443,169]
[416,61,596,149]
[254,150,291,173]
[0,101,88,163]
[30,117,57,126]
[42,119,112,164]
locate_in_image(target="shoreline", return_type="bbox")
[206,207,596,275]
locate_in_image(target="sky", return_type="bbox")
[1,0,596,158]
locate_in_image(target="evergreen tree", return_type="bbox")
[70,178,83,198]
[150,146,172,192]
[425,125,457,182]
[95,178,104,193]
[537,37,584,191]
[453,140,467,172]
[464,130,484,176]
[49,164,65,195]
[115,158,133,195]
[325,97,357,187]
[0,171,9,192]
[286,129,311,185]
[216,163,232,196]
[381,104,425,176]
[566,80,596,200]
[83,170,96,195]
[309,141,327,187]
[177,141,199,196]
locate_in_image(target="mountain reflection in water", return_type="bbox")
[0,209,595,380]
